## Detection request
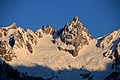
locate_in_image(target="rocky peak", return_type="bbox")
[13,27,38,53]
[7,23,17,29]
[3,23,17,30]
[26,29,37,45]
[42,25,55,35]
[97,29,120,62]
[97,29,120,48]
[71,16,79,24]
[35,25,55,38]
[0,23,56,61]
[35,29,43,38]
[0,23,16,39]
[53,16,93,57]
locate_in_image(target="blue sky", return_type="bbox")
[0,0,120,38]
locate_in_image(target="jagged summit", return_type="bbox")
[53,16,93,56]
[0,16,120,80]
[1,23,16,30]
[0,23,55,61]
[0,16,93,57]
[96,29,120,60]
[71,16,79,23]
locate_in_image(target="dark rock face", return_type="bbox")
[0,28,8,37]
[42,25,55,35]
[15,28,25,48]
[14,28,37,50]
[0,41,15,61]
[54,16,93,57]
[35,25,55,39]
[0,41,7,57]
[15,28,35,54]
[4,54,13,62]
[26,29,37,45]
[26,41,33,53]
[17,30,24,42]
[35,30,43,38]
[0,32,2,37]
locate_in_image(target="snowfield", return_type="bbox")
[0,18,120,80]
[7,34,118,80]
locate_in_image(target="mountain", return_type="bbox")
[53,16,93,57]
[0,16,120,80]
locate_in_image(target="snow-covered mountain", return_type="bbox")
[0,16,120,80]
[53,16,93,57]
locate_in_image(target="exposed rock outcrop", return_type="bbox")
[96,29,120,48]
[0,23,55,61]
[35,29,43,38]
[0,41,15,61]
[97,29,120,69]
[35,25,55,38]
[26,29,37,45]
[42,25,55,35]
[26,41,33,53]
[14,27,25,48]
[0,17,120,80]
[53,16,93,56]
[0,29,3,37]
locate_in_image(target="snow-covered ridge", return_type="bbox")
[53,16,93,57]
[96,29,120,59]
[0,16,120,80]
[0,23,55,61]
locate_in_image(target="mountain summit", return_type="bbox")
[0,16,120,80]
[53,16,93,56]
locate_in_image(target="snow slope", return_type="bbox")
[0,18,120,80]
[8,34,119,80]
